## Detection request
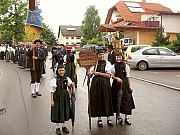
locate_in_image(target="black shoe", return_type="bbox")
[62,126,69,134]
[107,119,114,126]
[31,93,36,98]
[56,128,61,135]
[117,117,123,125]
[125,118,131,125]
[97,120,103,127]
[36,92,41,96]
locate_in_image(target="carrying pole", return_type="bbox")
[29,0,35,11]
[87,70,91,129]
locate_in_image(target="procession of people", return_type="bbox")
[0,39,135,135]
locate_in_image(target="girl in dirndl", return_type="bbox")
[111,52,135,125]
[50,64,75,135]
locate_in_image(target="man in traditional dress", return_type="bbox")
[50,64,75,135]
[64,45,77,88]
[27,39,45,98]
[89,49,114,127]
[107,45,116,65]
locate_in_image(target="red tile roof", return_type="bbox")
[105,1,173,23]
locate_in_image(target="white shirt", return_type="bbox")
[63,54,77,63]
[50,77,73,93]
[90,60,112,74]
[111,63,130,78]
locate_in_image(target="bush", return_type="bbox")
[172,33,180,53]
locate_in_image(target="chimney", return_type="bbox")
[142,0,146,2]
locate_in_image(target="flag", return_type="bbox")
[25,7,43,41]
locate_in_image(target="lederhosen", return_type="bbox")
[28,47,43,83]
[51,76,71,123]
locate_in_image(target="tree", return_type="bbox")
[0,0,27,45]
[172,33,180,53]
[87,38,103,46]
[81,5,101,42]
[153,27,170,46]
[39,23,57,49]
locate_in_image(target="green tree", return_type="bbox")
[172,33,180,53]
[153,27,170,46]
[0,0,27,45]
[81,5,101,42]
[39,23,57,49]
[87,38,103,46]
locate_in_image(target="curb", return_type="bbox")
[131,76,180,91]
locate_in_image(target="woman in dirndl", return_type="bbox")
[111,52,135,125]
[89,49,114,127]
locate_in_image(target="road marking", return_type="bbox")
[132,76,180,91]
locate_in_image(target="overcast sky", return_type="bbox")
[39,0,180,37]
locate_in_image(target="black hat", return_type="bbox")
[34,39,42,44]
[96,49,105,54]
[57,64,65,69]
[108,45,114,49]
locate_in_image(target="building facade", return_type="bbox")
[99,0,180,45]
[58,25,83,47]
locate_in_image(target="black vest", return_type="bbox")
[54,76,68,101]
[66,52,74,63]
[96,60,106,73]
[114,62,126,79]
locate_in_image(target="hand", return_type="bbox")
[117,78,123,84]
[32,56,38,60]
[51,100,55,107]
[130,88,133,92]
[92,71,100,76]
[30,44,36,50]
[87,71,92,77]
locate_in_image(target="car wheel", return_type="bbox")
[137,61,148,71]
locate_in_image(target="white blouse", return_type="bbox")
[90,60,112,74]
[50,77,73,93]
[111,64,130,78]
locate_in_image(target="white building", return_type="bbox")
[58,25,83,46]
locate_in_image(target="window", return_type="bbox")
[77,36,81,39]
[67,28,76,31]
[142,48,159,55]
[71,37,74,39]
[125,2,144,13]
[124,39,128,43]
[66,37,68,39]
[66,42,69,45]
[159,48,176,56]
[131,46,141,52]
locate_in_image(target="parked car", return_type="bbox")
[124,44,151,61]
[82,44,107,52]
[128,47,180,70]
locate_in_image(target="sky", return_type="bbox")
[39,0,180,37]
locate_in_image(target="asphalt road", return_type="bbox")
[0,59,180,135]
[130,68,180,90]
